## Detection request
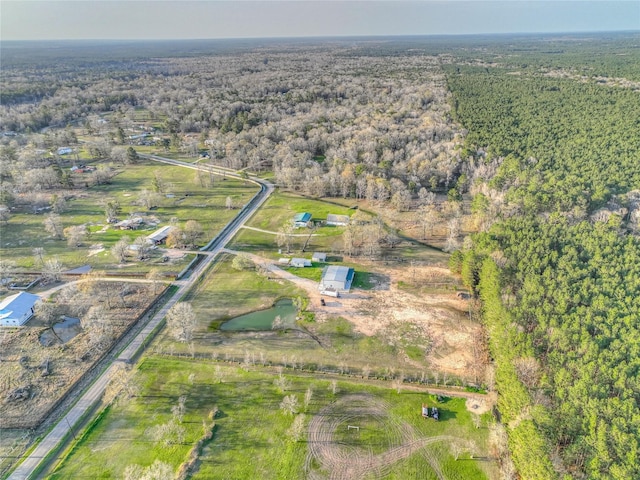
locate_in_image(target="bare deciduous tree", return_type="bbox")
[287,414,306,442]
[138,188,161,210]
[231,253,254,271]
[304,386,314,410]
[280,394,299,415]
[165,302,197,344]
[105,362,140,403]
[111,236,131,263]
[276,220,295,254]
[146,268,164,295]
[35,300,58,328]
[43,213,63,239]
[329,379,338,395]
[63,224,88,247]
[0,204,10,224]
[0,259,16,282]
[172,395,187,423]
[133,236,151,260]
[32,247,45,266]
[42,258,63,283]
[274,373,290,393]
[183,220,203,248]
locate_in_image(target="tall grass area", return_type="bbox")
[1,160,257,271]
[49,357,495,479]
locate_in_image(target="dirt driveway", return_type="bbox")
[224,250,486,383]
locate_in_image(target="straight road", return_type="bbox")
[9,157,273,480]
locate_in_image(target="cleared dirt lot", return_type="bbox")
[0,283,157,430]
[247,253,487,383]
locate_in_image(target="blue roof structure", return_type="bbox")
[293,212,312,223]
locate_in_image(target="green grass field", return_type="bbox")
[48,357,496,480]
[1,160,257,272]
[152,254,455,384]
[182,252,306,332]
[245,191,357,231]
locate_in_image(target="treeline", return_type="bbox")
[446,66,640,212]
[448,60,640,479]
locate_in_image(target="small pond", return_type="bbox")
[220,299,297,331]
[40,316,82,346]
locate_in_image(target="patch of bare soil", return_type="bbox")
[248,253,483,381]
[0,283,156,429]
[465,396,493,415]
[305,393,458,480]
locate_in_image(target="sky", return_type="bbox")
[1,1,638,41]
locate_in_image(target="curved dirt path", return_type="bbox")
[305,393,460,480]
[240,225,322,236]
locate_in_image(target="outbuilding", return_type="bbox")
[147,225,173,245]
[326,214,350,226]
[319,265,354,292]
[0,292,40,327]
[293,212,312,228]
[291,258,312,268]
[312,252,327,262]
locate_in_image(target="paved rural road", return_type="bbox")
[8,156,273,480]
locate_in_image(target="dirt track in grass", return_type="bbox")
[305,393,458,480]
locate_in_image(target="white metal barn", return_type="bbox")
[0,292,40,327]
[319,266,354,292]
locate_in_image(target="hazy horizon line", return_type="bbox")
[3,29,639,43]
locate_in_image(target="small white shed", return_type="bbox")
[291,258,312,268]
[312,252,327,262]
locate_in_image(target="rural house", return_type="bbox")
[114,216,144,230]
[319,265,354,292]
[326,214,349,226]
[293,212,312,228]
[0,292,40,327]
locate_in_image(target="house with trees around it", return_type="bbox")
[0,292,40,327]
[114,217,144,230]
[326,214,350,226]
[319,265,354,293]
[293,212,312,228]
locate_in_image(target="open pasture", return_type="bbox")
[48,357,496,479]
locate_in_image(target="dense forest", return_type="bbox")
[447,40,640,479]
[2,33,640,479]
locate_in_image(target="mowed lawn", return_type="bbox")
[1,160,257,271]
[49,357,496,480]
[229,190,361,256]
[245,191,357,233]
[176,253,305,335]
